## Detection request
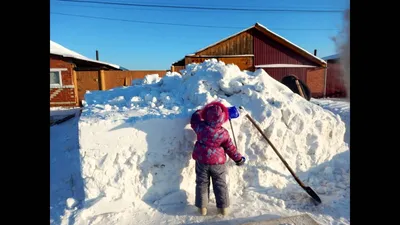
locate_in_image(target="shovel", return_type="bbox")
[242,112,322,204]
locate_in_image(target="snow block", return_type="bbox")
[75,59,349,224]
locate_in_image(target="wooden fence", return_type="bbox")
[76,70,168,104]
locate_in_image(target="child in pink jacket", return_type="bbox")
[190,101,245,216]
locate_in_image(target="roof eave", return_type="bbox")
[185,22,327,67]
[322,54,340,61]
[50,53,121,70]
[254,23,327,67]
[253,23,327,67]
[192,23,256,55]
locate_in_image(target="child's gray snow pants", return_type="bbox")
[195,160,229,209]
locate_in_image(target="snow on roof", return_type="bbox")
[255,64,316,68]
[322,54,340,61]
[50,40,121,69]
[186,54,254,57]
[189,22,327,66]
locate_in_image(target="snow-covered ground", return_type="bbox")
[50,115,85,225]
[50,107,82,122]
[50,60,350,225]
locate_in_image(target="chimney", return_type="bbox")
[314,49,317,56]
[96,50,99,60]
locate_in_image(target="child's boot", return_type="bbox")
[218,208,229,216]
[198,207,207,216]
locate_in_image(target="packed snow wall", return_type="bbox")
[77,59,348,218]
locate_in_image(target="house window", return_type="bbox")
[50,68,66,87]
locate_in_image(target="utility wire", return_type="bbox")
[51,12,243,28]
[57,0,345,13]
[53,1,345,14]
[51,12,340,30]
[53,1,307,14]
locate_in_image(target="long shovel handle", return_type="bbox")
[245,114,306,187]
[240,109,321,204]
[229,119,238,148]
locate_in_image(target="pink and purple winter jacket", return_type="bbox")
[190,101,243,165]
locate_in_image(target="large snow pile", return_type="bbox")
[75,59,349,225]
[312,98,350,144]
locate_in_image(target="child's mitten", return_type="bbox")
[235,156,246,166]
[228,106,240,119]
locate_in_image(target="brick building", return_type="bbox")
[50,40,122,107]
[322,54,347,98]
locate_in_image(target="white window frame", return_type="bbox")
[50,68,67,88]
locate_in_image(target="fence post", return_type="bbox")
[99,70,106,90]
[323,67,327,98]
[72,69,80,106]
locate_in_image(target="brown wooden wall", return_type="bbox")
[185,56,253,71]
[74,70,168,104]
[171,65,185,73]
[195,31,253,55]
[76,71,100,104]
[252,28,319,66]
[103,70,168,89]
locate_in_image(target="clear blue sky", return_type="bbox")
[50,0,349,70]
